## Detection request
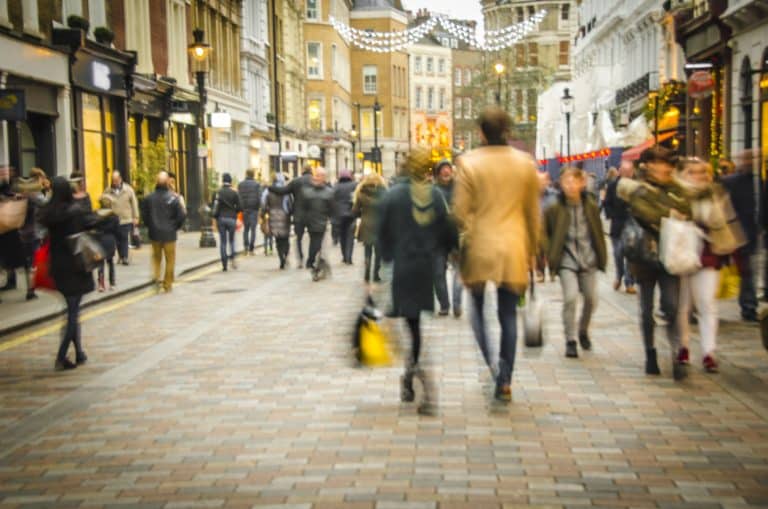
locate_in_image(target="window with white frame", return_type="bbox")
[438,58,445,74]
[363,65,377,94]
[415,86,422,109]
[454,68,462,86]
[454,97,462,117]
[463,98,472,119]
[308,97,323,131]
[426,57,433,73]
[464,68,472,86]
[88,0,106,35]
[414,56,422,74]
[166,0,189,85]
[439,88,446,110]
[331,44,338,81]
[306,0,319,20]
[427,87,434,111]
[307,42,322,78]
[62,0,83,18]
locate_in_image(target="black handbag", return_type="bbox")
[67,232,105,272]
[620,216,659,266]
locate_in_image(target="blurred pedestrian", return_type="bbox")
[69,171,92,211]
[720,157,759,322]
[676,157,745,373]
[301,167,335,272]
[334,169,357,265]
[536,170,557,282]
[238,169,261,256]
[544,166,606,358]
[269,165,313,267]
[141,172,187,292]
[454,108,541,402]
[618,146,691,380]
[378,145,456,415]
[353,171,387,282]
[262,173,293,269]
[0,166,26,299]
[603,160,637,294]
[40,176,104,370]
[94,196,120,291]
[10,170,48,300]
[212,173,241,271]
[432,159,463,317]
[101,170,139,265]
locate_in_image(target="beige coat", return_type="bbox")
[454,145,540,293]
[101,183,139,225]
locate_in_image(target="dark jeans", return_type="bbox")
[406,316,421,365]
[117,223,132,262]
[363,243,381,281]
[264,234,274,253]
[610,235,634,287]
[338,216,356,263]
[276,236,290,266]
[98,258,116,286]
[736,251,757,317]
[307,231,324,268]
[218,217,237,268]
[638,269,680,354]
[242,209,259,252]
[434,252,463,313]
[469,284,518,386]
[57,294,83,361]
[295,223,307,262]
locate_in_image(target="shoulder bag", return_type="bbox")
[67,231,105,272]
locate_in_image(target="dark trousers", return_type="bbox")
[363,243,381,282]
[295,223,307,262]
[276,236,290,266]
[264,234,274,254]
[735,250,757,317]
[610,235,634,287]
[406,316,421,365]
[242,209,259,252]
[57,294,83,361]
[116,224,132,262]
[338,216,356,263]
[469,284,518,386]
[218,217,237,268]
[307,231,324,268]
[98,258,116,286]
[638,269,680,354]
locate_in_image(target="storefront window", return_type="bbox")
[168,123,189,200]
[308,99,322,131]
[81,92,117,208]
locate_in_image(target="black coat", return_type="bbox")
[301,184,335,233]
[141,186,186,242]
[264,191,292,238]
[43,202,100,297]
[270,171,312,225]
[96,214,120,259]
[722,172,757,253]
[603,177,631,237]
[238,178,262,211]
[378,181,456,318]
[333,178,357,221]
[213,186,241,220]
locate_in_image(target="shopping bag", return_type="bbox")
[523,271,544,347]
[0,196,28,234]
[67,231,105,272]
[659,217,702,275]
[352,297,394,367]
[32,239,56,290]
[716,265,740,299]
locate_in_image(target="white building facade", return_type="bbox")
[409,37,453,153]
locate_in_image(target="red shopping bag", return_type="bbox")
[33,239,56,290]
[236,211,243,232]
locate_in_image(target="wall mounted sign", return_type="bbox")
[0,89,26,121]
[688,71,715,99]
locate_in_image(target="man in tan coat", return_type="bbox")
[101,170,139,265]
[454,108,540,402]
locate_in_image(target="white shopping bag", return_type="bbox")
[659,217,703,275]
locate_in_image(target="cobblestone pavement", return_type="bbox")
[0,245,767,509]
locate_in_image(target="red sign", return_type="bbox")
[688,71,715,99]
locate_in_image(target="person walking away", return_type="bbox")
[604,160,637,294]
[300,167,335,272]
[353,172,387,282]
[269,165,313,267]
[378,146,456,415]
[544,166,607,358]
[618,146,692,380]
[212,173,241,271]
[677,157,745,372]
[238,169,261,255]
[720,157,759,322]
[453,108,541,402]
[95,196,120,291]
[141,172,187,292]
[101,170,139,266]
[40,177,106,370]
[0,167,26,299]
[262,173,293,269]
[433,159,463,317]
[333,169,357,264]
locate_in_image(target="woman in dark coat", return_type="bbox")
[262,173,293,269]
[40,177,102,370]
[377,146,457,415]
[353,172,387,282]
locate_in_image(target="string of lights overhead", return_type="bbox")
[329,10,547,53]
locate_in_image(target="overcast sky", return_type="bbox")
[401,0,484,31]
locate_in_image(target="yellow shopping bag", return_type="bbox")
[359,319,393,367]
[716,265,740,300]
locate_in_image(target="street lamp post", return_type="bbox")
[188,28,216,247]
[560,87,574,158]
[350,125,357,175]
[494,62,505,106]
[373,98,381,174]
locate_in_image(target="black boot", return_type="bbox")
[415,366,437,416]
[401,364,416,403]
[672,353,688,381]
[645,348,661,375]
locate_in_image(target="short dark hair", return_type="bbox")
[639,146,676,166]
[167,172,177,179]
[246,169,255,178]
[478,108,510,146]
[69,171,84,181]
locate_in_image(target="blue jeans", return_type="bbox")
[57,294,83,361]
[610,235,634,287]
[218,217,237,268]
[469,284,518,386]
[242,209,258,252]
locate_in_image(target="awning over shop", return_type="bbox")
[621,132,675,161]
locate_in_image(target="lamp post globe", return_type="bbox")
[560,87,574,158]
[494,62,505,106]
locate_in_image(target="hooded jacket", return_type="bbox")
[353,173,386,245]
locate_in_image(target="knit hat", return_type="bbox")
[404,146,433,182]
[222,173,232,184]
